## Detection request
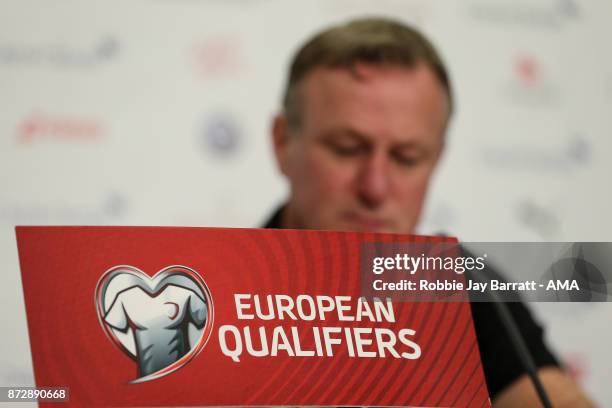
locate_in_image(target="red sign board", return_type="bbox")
[16,226,490,407]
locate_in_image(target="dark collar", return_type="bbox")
[263,205,450,238]
[262,205,285,229]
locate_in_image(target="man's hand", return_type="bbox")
[493,366,595,407]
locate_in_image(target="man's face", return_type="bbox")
[273,62,449,234]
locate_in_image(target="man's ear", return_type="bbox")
[271,113,291,176]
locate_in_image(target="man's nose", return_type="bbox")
[356,152,390,209]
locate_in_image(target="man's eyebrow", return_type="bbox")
[322,128,371,142]
[322,128,429,151]
[393,141,425,151]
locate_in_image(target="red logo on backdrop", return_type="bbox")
[17,111,104,144]
[515,54,540,87]
[95,265,214,383]
[192,37,245,78]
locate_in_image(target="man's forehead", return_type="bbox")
[301,62,442,90]
[299,63,449,114]
[296,63,450,139]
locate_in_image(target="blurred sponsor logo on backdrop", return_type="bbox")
[557,0,580,19]
[192,37,245,79]
[0,192,128,224]
[0,36,120,68]
[517,200,561,239]
[503,53,560,106]
[479,134,591,173]
[326,0,430,25]
[16,111,106,145]
[199,113,243,158]
[515,54,540,87]
[467,0,579,28]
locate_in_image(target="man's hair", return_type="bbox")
[282,17,453,130]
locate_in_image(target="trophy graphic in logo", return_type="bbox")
[95,265,214,383]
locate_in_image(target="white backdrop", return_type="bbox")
[1,0,611,404]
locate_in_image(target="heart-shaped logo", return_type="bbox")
[95,265,214,383]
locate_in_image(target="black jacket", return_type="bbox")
[262,206,560,399]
